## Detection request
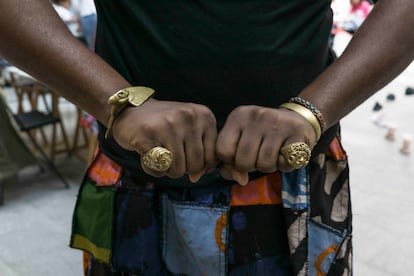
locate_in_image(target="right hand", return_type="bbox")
[111,99,218,182]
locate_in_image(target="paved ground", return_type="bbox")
[341,61,414,276]
[0,54,413,275]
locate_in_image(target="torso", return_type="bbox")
[94,0,334,169]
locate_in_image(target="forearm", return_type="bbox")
[300,0,414,130]
[0,0,128,125]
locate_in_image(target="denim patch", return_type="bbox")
[281,168,308,210]
[161,195,229,276]
[308,219,347,276]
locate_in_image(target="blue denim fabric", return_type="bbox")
[282,168,308,210]
[161,194,229,275]
[308,219,348,276]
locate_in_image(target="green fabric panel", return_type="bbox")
[70,178,116,263]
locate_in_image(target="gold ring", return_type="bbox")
[141,146,173,172]
[280,142,311,169]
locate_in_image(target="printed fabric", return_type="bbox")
[70,134,352,276]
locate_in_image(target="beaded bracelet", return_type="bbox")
[289,97,327,132]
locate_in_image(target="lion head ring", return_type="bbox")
[280,142,311,169]
[141,146,173,172]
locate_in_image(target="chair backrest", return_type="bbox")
[8,72,55,115]
[0,91,38,171]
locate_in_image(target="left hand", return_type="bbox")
[216,105,317,185]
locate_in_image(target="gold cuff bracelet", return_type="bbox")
[279,102,322,141]
[105,86,155,139]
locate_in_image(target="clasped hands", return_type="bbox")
[112,99,317,186]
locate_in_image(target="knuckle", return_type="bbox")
[204,159,217,170]
[187,159,204,174]
[216,139,234,160]
[235,162,251,172]
[167,168,185,179]
[257,161,276,173]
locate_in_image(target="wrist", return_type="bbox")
[279,99,325,141]
[105,86,155,139]
[288,97,327,132]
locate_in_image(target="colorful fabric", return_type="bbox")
[87,150,122,186]
[79,111,99,134]
[230,173,282,206]
[161,194,230,275]
[327,136,347,161]
[111,185,163,275]
[70,178,116,263]
[73,132,352,276]
[77,2,353,274]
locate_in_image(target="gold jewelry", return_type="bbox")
[141,146,173,172]
[288,97,327,132]
[279,102,321,141]
[280,142,311,169]
[105,86,155,139]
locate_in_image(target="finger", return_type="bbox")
[256,134,284,173]
[216,125,241,164]
[202,122,218,171]
[164,139,186,179]
[184,131,204,172]
[184,131,205,181]
[188,171,205,183]
[219,163,249,186]
[277,153,295,172]
[233,131,262,172]
[188,124,218,183]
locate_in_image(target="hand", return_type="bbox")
[111,99,217,181]
[216,105,317,185]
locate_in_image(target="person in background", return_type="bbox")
[342,0,373,33]
[71,0,97,49]
[0,0,413,275]
[51,0,84,41]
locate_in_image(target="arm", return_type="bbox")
[0,0,217,181]
[0,0,124,124]
[216,0,414,184]
[300,0,414,129]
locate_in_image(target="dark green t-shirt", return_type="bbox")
[94,0,333,175]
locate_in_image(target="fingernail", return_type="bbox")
[232,171,249,186]
[189,172,204,183]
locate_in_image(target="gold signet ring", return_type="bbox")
[141,146,173,172]
[280,142,311,169]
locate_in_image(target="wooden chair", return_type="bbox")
[8,72,70,162]
[0,92,68,206]
[4,75,70,188]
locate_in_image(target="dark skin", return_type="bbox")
[0,0,413,185]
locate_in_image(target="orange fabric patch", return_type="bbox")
[214,213,228,252]
[83,252,90,276]
[326,136,347,161]
[230,172,282,206]
[87,151,122,186]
